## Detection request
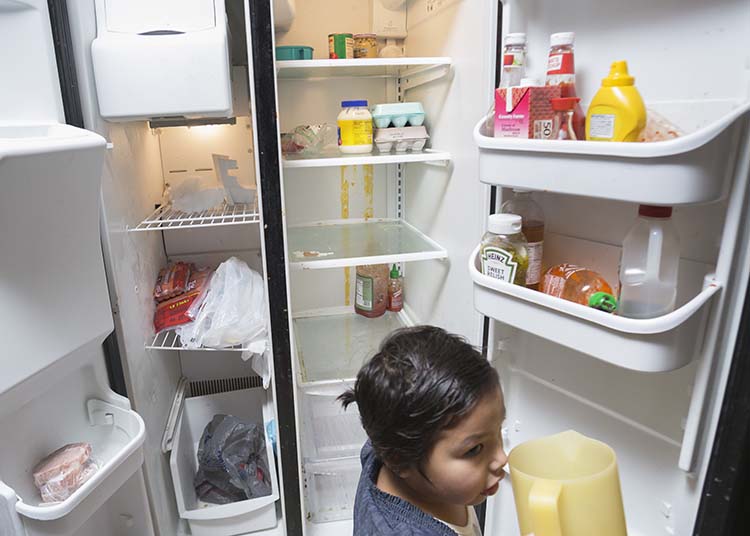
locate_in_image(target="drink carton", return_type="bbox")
[494,85,560,139]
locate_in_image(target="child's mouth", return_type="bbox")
[481,481,500,496]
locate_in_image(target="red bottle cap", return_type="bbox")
[550,97,581,111]
[638,205,673,218]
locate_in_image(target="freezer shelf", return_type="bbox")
[288,219,447,270]
[283,149,451,169]
[293,308,410,386]
[147,330,250,352]
[470,234,721,372]
[300,386,368,461]
[474,100,750,205]
[303,457,360,524]
[132,202,260,232]
[276,57,451,80]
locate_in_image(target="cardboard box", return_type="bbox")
[495,85,561,139]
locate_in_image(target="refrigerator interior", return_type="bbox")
[61,0,287,535]
[273,0,497,534]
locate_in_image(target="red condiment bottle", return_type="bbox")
[546,32,585,140]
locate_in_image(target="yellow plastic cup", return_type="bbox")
[508,430,628,536]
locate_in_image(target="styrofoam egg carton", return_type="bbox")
[374,126,429,153]
[372,102,425,128]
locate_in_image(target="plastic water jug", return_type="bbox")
[508,430,627,536]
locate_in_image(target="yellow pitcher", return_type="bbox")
[508,430,628,536]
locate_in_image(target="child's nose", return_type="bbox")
[489,446,508,475]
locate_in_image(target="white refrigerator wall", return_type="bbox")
[67,1,182,534]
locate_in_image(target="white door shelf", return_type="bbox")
[276,57,451,83]
[287,219,447,270]
[303,457,360,524]
[474,100,750,205]
[7,399,145,523]
[132,202,260,232]
[283,149,451,169]
[294,307,412,387]
[469,239,721,373]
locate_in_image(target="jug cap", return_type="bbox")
[488,213,522,235]
[589,292,618,313]
[639,205,673,218]
[602,61,635,87]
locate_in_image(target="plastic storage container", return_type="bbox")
[301,386,368,460]
[275,46,313,60]
[618,205,680,318]
[372,103,426,128]
[170,388,279,536]
[337,100,373,154]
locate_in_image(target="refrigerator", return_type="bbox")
[1,0,749,535]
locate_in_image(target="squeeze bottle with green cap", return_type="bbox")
[586,61,646,142]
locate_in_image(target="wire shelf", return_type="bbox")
[132,202,260,232]
[146,330,250,352]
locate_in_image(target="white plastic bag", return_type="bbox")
[170,176,227,213]
[176,257,268,350]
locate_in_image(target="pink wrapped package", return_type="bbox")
[494,85,561,139]
[32,443,99,503]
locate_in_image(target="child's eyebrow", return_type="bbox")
[458,433,485,448]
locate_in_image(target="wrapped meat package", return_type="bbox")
[32,443,99,503]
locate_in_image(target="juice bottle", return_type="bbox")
[545,32,585,140]
[541,264,614,307]
[355,264,389,318]
[387,264,403,312]
[501,190,544,290]
[586,61,647,142]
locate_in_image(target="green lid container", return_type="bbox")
[276,46,314,61]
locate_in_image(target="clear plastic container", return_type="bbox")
[541,264,614,307]
[337,100,373,154]
[618,205,680,318]
[478,214,529,286]
[501,190,544,290]
[500,32,527,88]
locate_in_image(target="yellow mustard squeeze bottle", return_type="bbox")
[586,61,646,142]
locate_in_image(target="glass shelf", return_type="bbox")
[283,149,450,169]
[276,57,451,80]
[294,308,410,386]
[287,218,447,270]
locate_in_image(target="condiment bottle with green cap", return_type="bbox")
[586,60,647,142]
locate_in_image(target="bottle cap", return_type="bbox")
[550,96,581,111]
[505,32,527,45]
[638,205,673,218]
[601,61,635,87]
[519,77,539,87]
[488,214,522,235]
[589,292,618,313]
[353,33,376,38]
[550,32,575,47]
[390,264,400,278]
[341,100,368,107]
[512,188,531,193]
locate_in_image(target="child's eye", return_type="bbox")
[465,444,483,457]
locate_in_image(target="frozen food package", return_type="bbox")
[153,262,193,302]
[153,268,213,333]
[193,414,272,505]
[32,443,99,504]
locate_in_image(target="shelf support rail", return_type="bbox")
[679,116,750,472]
[399,63,451,91]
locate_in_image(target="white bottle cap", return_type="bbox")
[488,214,522,235]
[550,32,575,47]
[505,32,526,45]
[512,188,531,193]
[519,77,538,87]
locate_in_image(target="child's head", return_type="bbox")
[340,325,507,507]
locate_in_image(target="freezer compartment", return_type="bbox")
[474,100,750,205]
[300,384,367,461]
[0,387,144,532]
[170,387,279,536]
[470,234,721,372]
[293,307,410,386]
[303,457,360,524]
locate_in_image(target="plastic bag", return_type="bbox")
[194,415,272,505]
[638,109,684,142]
[169,176,226,213]
[153,268,213,334]
[280,123,336,155]
[32,443,99,504]
[176,257,267,350]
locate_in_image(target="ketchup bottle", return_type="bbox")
[546,32,585,140]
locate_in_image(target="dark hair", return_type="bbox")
[339,325,501,473]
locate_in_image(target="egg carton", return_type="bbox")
[374,126,429,153]
[372,102,425,128]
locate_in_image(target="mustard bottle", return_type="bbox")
[586,61,646,142]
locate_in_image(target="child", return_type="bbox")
[340,326,507,535]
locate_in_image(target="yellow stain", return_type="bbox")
[363,164,374,220]
[341,166,351,305]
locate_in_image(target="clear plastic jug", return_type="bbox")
[508,430,627,536]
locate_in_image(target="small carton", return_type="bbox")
[494,85,561,139]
